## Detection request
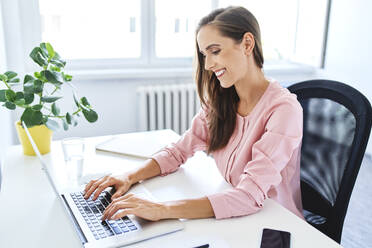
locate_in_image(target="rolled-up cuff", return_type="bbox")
[152,149,180,176]
[207,193,231,219]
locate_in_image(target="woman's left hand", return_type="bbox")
[102,193,167,221]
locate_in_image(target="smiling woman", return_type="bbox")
[84,6,304,223]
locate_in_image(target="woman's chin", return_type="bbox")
[219,81,234,89]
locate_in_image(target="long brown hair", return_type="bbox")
[195,6,264,154]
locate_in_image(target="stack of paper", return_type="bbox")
[95,129,180,159]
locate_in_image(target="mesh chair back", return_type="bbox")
[288,79,372,243]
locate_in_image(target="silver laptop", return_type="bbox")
[22,122,184,248]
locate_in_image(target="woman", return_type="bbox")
[84,6,304,221]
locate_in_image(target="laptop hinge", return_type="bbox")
[61,194,88,244]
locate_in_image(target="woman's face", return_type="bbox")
[197,25,250,88]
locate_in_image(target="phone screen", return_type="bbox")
[260,228,291,248]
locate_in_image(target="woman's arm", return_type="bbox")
[84,158,161,200]
[128,158,162,184]
[163,197,215,219]
[102,195,215,221]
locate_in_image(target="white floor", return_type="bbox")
[341,154,372,248]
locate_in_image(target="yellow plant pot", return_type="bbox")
[15,121,53,156]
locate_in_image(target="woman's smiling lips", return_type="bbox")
[214,68,226,78]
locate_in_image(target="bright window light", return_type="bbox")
[39,0,141,60]
[155,0,212,58]
[219,0,328,67]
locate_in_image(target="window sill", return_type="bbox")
[68,62,317,81]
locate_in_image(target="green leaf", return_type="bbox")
[41,95,62,103]
[66,112,72,124]
[73,94,80,107]
[50,66,61,72]
[0,90,7,102]
[0,74,7,81]
[5,101,16,110]
[9,78,20,84]
[24,74,34,84]
[45,43,55,59]
[39,43,49,58]
[15,92,25,105]
[21,108,33,127]
[71,114,78,127]
[24,93,34,104]
[5,89,16,102]
[81,97,90,107]
[82,109,98,123]
[34,72,41,79]
[15,92,24,100]
[31,111,43,125]
[4,71,17,80]
[29,47,48,66]
[51,102,60,115]
[62,72,72,82]
[50,52,66,67]
[41,70,63,86]
[24,81,34,94]
[14,99,25,106]
[62,119,69,131]
[32,104,43,111]
[45,119,60,131]
[33,80,43,94]
[21,108,42,127]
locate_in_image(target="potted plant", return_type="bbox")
[0,42,98,155]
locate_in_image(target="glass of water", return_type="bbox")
[61,137,85,183]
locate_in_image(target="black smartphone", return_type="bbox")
[260,228,291,248]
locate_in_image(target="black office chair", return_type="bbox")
[288,79,372,243]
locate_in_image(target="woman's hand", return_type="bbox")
[84,173,134,201]
[101,193,166,221]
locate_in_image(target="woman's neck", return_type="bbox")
[235,68,269,105]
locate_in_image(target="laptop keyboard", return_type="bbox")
[70,191,138,240]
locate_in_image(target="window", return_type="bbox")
[218,0,329,67]
[19,0,329,71]
[155,0,211,58]
[39,0,141,60]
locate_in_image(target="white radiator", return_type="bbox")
[137,83,201,134]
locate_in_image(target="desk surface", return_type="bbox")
[0,133,342,248]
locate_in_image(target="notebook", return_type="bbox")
[95,129,180,159]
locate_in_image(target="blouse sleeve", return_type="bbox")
[151,108,209,176]
[207,99,303,219]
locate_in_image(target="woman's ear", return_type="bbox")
[243,32,255,56]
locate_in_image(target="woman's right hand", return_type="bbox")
[84,173,134,201]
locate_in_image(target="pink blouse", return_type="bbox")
[152,81,304,220]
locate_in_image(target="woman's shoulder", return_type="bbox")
[263,80,302,114]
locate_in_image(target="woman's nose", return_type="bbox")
[204,56,215,71]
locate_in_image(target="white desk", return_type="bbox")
[0,134,342,248]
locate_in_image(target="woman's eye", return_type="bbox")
[212,50,220,55]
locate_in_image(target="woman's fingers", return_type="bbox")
[92,180,112,201]
[102,202,137,220]
[84,179,97,195]
[111,209,134,220]
[111,187,130,199]
[84,176,108,199]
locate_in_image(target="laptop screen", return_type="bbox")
[22,121,60,197]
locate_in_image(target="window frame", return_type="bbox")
[6,0,329,75]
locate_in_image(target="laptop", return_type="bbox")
[22,122,184,247]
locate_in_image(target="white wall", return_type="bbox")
[0,0,14,159]
[7,68,316,143]
[323,0,372,155]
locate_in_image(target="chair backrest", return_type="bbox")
[288,79,372,243]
